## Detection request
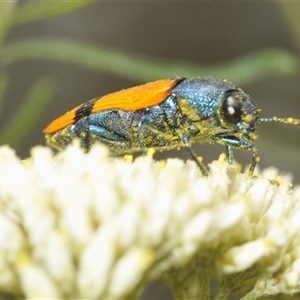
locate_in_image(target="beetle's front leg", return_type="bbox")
[248,146,259,176]
[213,135,258,176]
[226,145,233,165]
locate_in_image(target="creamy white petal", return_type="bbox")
[0,144,299,299]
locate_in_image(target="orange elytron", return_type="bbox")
[44,78,179,134]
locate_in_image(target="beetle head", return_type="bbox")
[217,88,259,141]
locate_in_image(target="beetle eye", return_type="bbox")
[222,91,243,125]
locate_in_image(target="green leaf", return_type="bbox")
[12,1,92,26]
[0,73,9,112]
[276,3,300,54]
[1,39,299,86]
[0,1,18,45]
[0,78,57,147]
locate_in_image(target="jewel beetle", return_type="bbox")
[44,77,300,176]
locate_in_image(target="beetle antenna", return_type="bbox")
[258,117,300,125]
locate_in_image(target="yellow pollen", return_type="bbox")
[244,114,253,123]
[123,154,133,162]
[265,238,273,246]
[159,160,166,167]
[147,148,156,157]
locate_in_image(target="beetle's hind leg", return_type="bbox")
[73,114,130,154]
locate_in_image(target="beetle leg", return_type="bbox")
[182,135,208,176]
[137,118,147,156]
[89,125,127,142]
[137,112,178,156]
[226,145,233,165]
[213,135,258,176]
[249,146,259,177]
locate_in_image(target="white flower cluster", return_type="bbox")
[0,143,300,299]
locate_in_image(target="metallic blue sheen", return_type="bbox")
[172,77,236,119]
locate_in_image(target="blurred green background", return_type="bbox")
[1,1,300,179]
[0,1,300,299]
